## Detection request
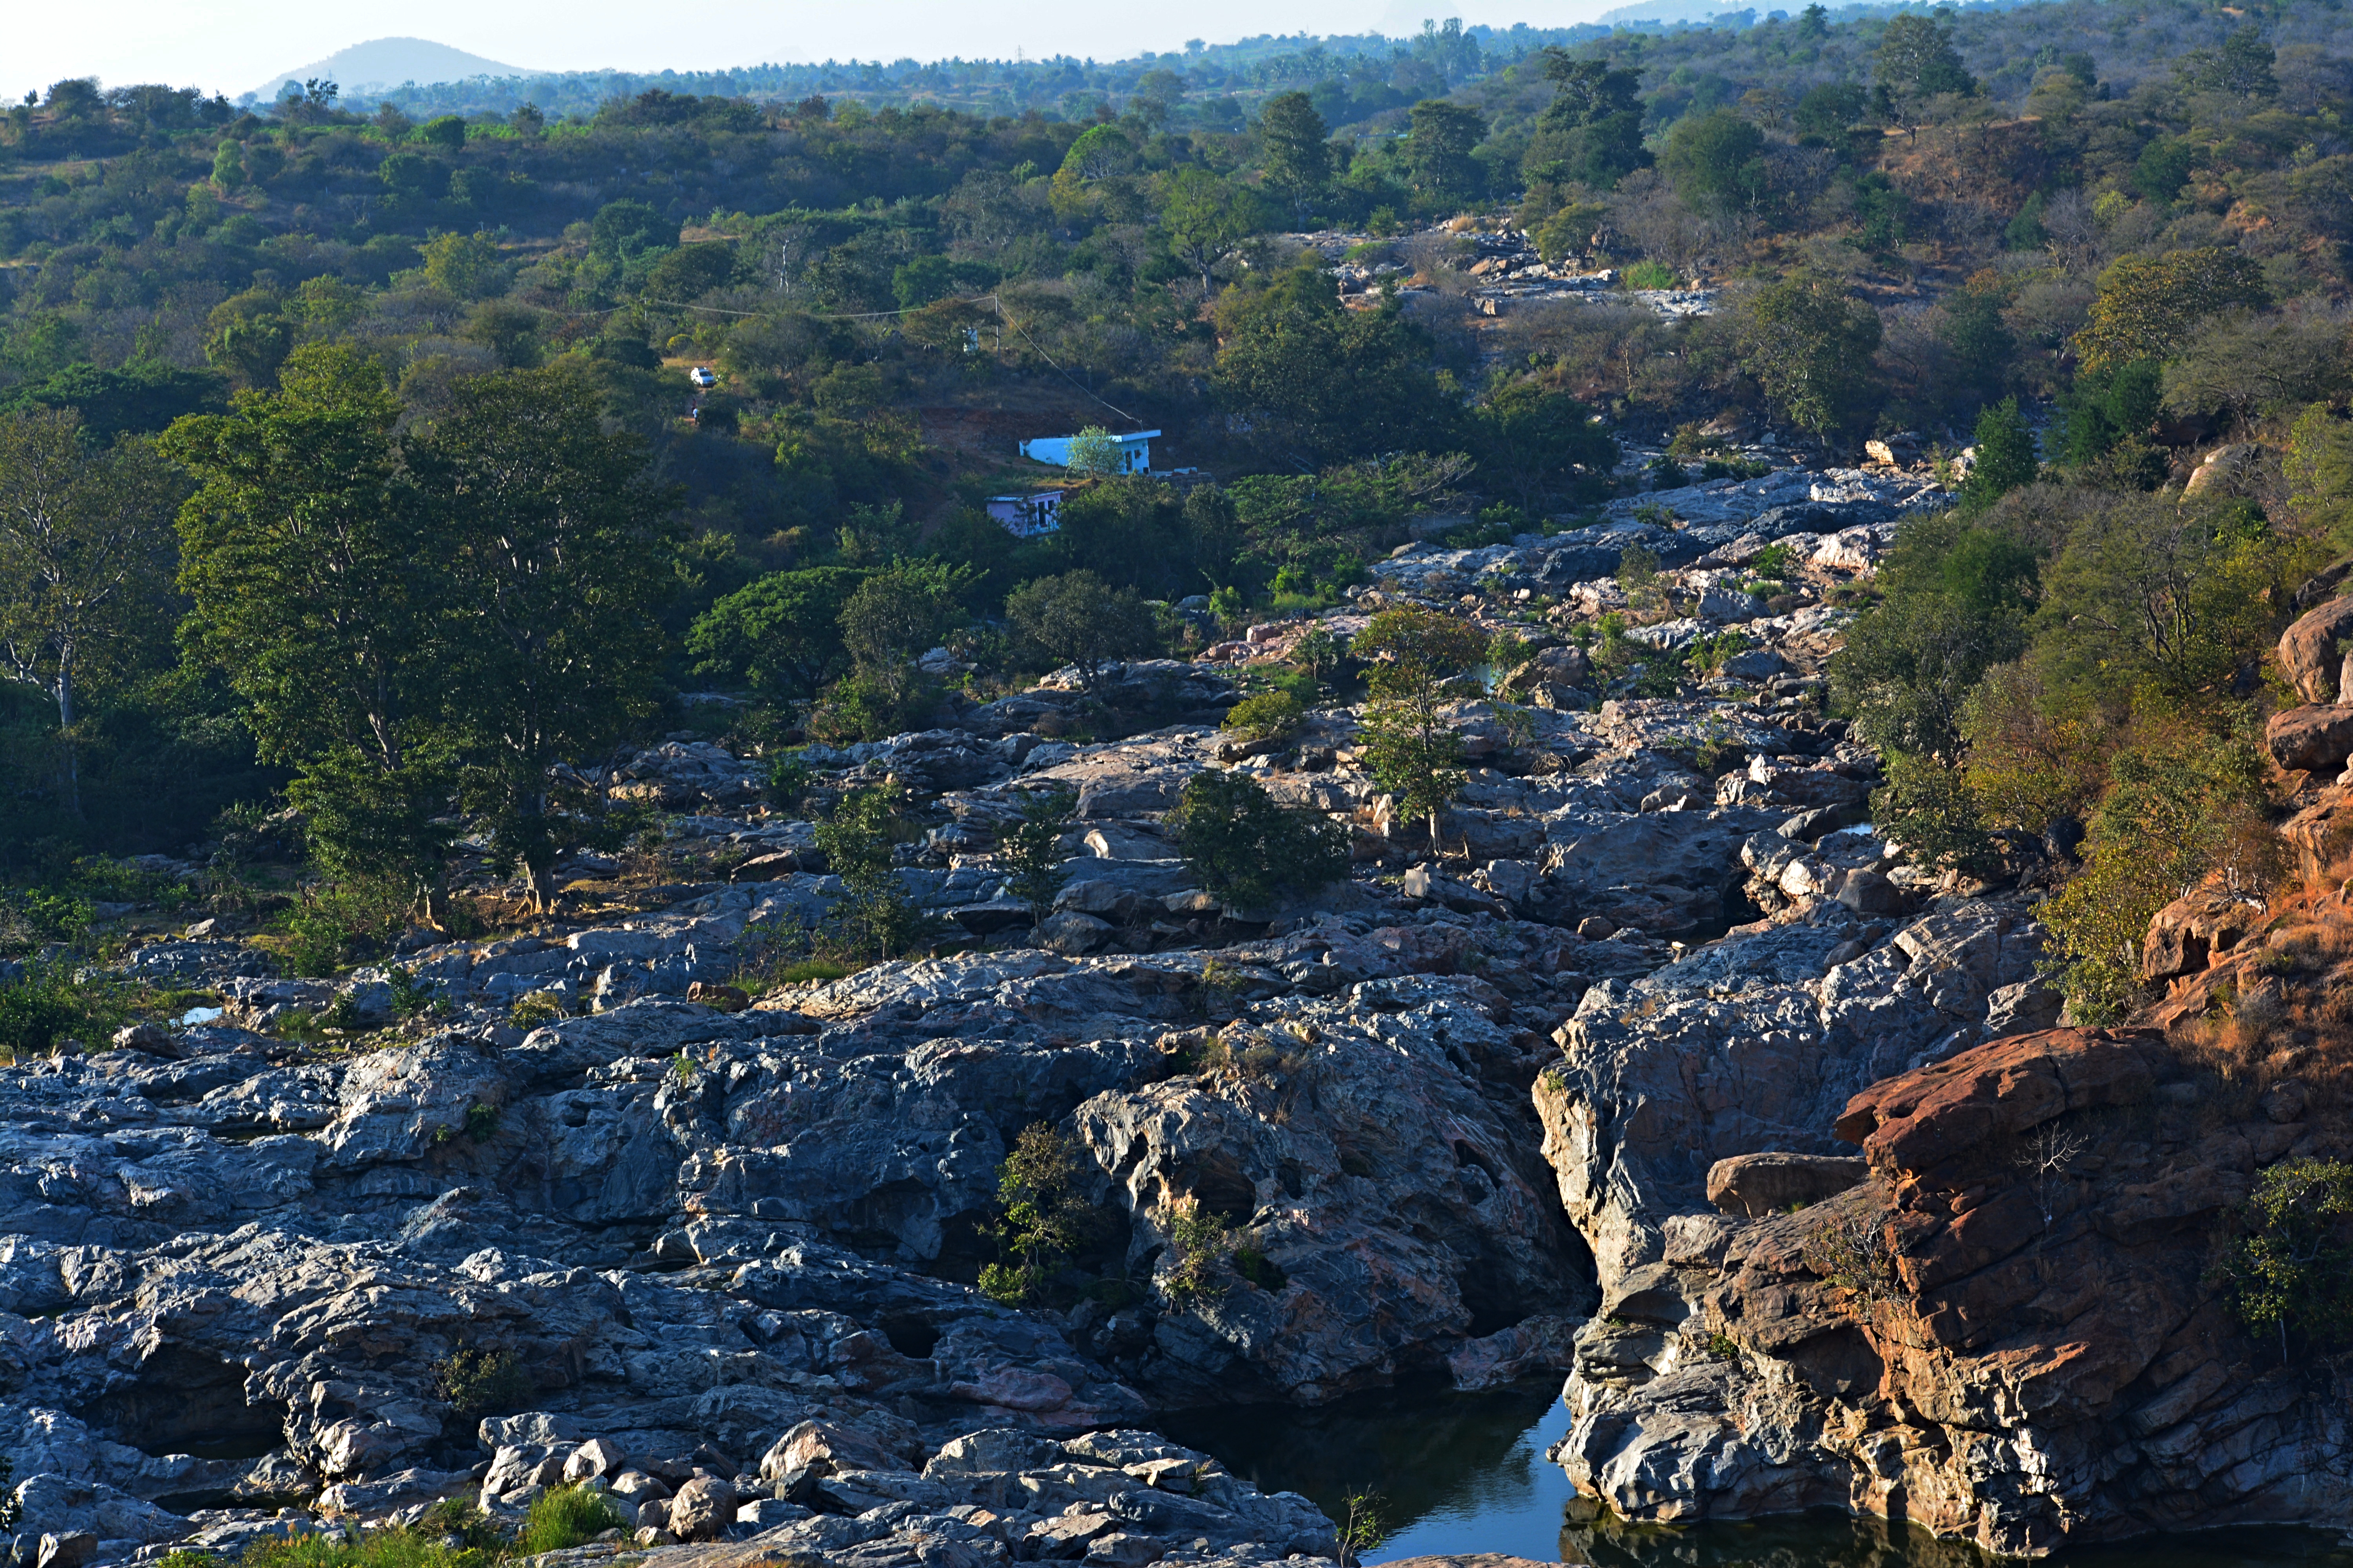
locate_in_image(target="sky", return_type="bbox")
[8,0,1624,103]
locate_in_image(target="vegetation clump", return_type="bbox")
[1170,772,1350,911]
[980,1123,1101,1306]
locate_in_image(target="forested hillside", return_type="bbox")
[4,0,2352,1032]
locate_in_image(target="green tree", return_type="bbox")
[210,140,246,189]
[1660,109,1768,214]
[1257,91,1332,219]
[2073,249,2268,376]
[1004,570,1161,695]
[1795,82,1865,135]
[1731,270,1883,445]
[420,230,503,299]
[2220,1158,2353,1360]
[2286,403,2353,545]
[1875,12,1974,131]
[0,410,184,818]
[687,566,875,697]
[1472,381,1617,510]
[589,199,678,261]
[1171,770,1350,909]
[1936,288,2015,411]
[2178,24,2278,99]
[1158,167,1274,292]
[2041,728,2271,1020]
[1405,100,1488,209]
[1002,787,1078,931]
[1961,398,2038,510]
[1829,510,2040,757]
[2057,359,2166,486]
[981,1123,1101,1305]
[1212,261,1455,468]
[2031,494,2306,708]
[814,783,928,961]
[1351,606,1490,852]
[406,367,682,911]
[1522,53,1649,190]
[1064,426,1126,478]
[165,344,452,898]
[203,290,292,390]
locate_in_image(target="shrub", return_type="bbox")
[517,1485,629,1554]
[429,1346,532,1422]
[813,784,932,961]
[275,879,414,977]
[1871,753,2001,876]
[2041,727,2273,1022]
[2217,1158,2353,1360]
[1002,788,1078,930]
[1624,259,1677,290]
[765,751,814,811]
[0,962,122,1060]
[1162,1196,1235,1302]
[241,1528,479,1568]
[1171,771,1350,910]
[508,991,564,1030]
[1221,690,1305,742]
[980,1123,1099,1306]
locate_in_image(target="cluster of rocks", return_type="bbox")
[7,444,2267,1566]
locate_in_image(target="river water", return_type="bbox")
[1163,1380,2353,1567]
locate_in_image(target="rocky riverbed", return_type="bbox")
[7,453,2333,1567]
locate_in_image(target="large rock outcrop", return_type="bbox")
[1549,1025,2346,1556]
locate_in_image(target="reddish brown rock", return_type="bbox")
[1556,1025,2342,1556]
[1705,1151,1869,1216]
[2141,891,2266,982]
[1832,1027,2167,1177]
[2278,594,2353,703]
[2267,704,2353,775]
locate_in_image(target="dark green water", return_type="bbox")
[1161,1381,2353,1566]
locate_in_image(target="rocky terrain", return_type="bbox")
[12,449,2314,1567]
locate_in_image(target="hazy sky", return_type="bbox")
[10,1,1622,102]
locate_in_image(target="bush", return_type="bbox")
[508,991,564,1030]
[980,1123,1100,1306]
[275,879,415,977]
[429,1346,532,1422]
[241,1528,478,1568]
[0,961,122,1060]
[2218,1158,2353,1359]
[517,1485,629,1554]
[813,784,931,961]
[1171,771,1350,910]
[1221,690,1305,742]
[1002,788,1078,929]
[1162,1197,1235,1302]
[2040,727,2273,1022]
[1624,260,1678,290]
[1871,753,2000,876]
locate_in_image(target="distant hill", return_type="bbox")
[1595,0,1772,25]
[248,37,531,105]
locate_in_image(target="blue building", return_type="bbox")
[1019,429,1160,474]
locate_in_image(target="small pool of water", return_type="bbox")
[1162,1381,2353,1567]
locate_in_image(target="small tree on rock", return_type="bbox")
[1005,569,1160,695]
[1352,606,1490,853]
[1171,770,1350,910]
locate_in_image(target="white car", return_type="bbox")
[688,366,717,388]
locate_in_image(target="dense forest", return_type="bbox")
[5,0,2353,1029]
